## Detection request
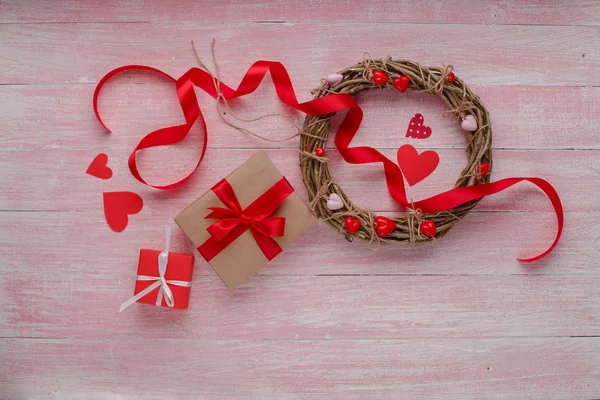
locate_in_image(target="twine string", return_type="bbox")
[192,39,311,143]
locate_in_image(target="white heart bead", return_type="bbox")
[326,73,343,87]
[326,193,344,210]
[461,115,478,131]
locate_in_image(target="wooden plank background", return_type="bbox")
[1,1,599,399]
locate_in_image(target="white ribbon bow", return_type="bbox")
[119,227,191,312]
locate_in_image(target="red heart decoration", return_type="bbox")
[344,217,361,234]
[397,144,440,187]
[479,163,490,176]
[420,219,437,237]
[103,192,144,232]
[405,113,432,139]
[393,76,409,93]
[372,70,388,85]
[86,153,113,180]
[374,216,395,237]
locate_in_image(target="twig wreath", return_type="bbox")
[300,57,492,245]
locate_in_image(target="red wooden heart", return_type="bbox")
[374,216,395,237]
[397,144,439,187]
[479,163,490,176]
[103,191,144,232]
[405,113,432,139]
[86,153,113,179]
[420,219,437,237]
[344,217,361,234]
[372,70,388,85]
[393,76,409,93]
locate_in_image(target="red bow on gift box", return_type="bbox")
[198,177,294,262]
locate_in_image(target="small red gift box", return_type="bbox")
[133,249,194,309]
[120,229,195,311]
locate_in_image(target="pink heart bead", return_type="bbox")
[326,73,343,87]
[461,115,478,131]
[326,193,344,210]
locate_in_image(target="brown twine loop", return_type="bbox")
[406,202,424,246]
[192,39,312,143]
[462,161,490,183]
[419,64,453,96]
[361,52,377,80]
[309,179,334,211]
[380,56,393,77]
[432,64,453,95]
[444,99,475,121]
[466,123,490,151]
[299,150,328,164]
[365,210,382,246]
[435,209,461,222]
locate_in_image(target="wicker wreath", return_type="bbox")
[299,57,492,245]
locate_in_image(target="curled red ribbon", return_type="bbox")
[93,61,563,261]
[198,177,294,262]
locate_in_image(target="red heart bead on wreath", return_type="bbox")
[374,216,396,237]
[479,163,490,176]
[344,217,361,234]
[393,76,410,93]
[372,70,388,85]
[420,220,437,237]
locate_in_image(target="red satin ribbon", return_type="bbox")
[198,177,294,262]
[93,61,563,261]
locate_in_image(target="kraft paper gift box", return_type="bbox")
[175,151,316,289]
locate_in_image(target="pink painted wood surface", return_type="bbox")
[1,22,598,85]
[2,0,600,25]
[1,2,599,399]
[2,338,599,400]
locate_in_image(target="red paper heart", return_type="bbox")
[103,192,143,232]
[344,217,361,234]
[374,216,395,237]
[372,70,388,85]
[405,113,432,139]
[86,153,113,180]
[393,76,409,93]
[420,219,437,237]
[397,144,439,187]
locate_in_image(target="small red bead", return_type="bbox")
[314,147,325,157]
[447,72,456,83]
[479,163,490,176]
[420,220,437,237]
